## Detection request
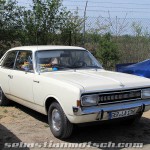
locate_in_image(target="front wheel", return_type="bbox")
[48,102,73,139]
[0,87,9,106]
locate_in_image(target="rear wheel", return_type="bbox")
[0,87,9,106]
[48,102,73,139]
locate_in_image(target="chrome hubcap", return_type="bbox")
[52,109,61,131]
[0,88,2,103]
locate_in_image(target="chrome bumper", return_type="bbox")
[72,99,150,120]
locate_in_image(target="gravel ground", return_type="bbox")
[0,102,150,150]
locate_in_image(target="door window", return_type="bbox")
[15,51,33,72]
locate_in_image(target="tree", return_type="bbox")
[96,33,120,69]
[22,0,83,45]
[0,0,84,57]
[59,9,84,45]
[22,0,66,45]
[0,0,23,57]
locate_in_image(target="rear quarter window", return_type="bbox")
[2,51,17,69]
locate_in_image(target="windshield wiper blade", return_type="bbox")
[86,66,101,68]
[56,66,102,70]
[70,66,101,69]
[56,66,73,70]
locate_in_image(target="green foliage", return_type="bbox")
[0,0,23,56]
[21,0,84,45]
[117,24,150,64]
[1,0,150,70]
[96,33,120,69]
[22,0,68,45]
[59,9,84,45]
[0,0,83,57]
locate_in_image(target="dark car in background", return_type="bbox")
[116,59,150,78]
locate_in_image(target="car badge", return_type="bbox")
[120,83,125,88]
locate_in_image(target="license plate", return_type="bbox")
[109,109,136,119]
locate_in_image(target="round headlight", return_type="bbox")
[81,95,99,106]
[142,89,150,99]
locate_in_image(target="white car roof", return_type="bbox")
[9,45,86,52]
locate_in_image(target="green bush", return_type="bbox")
[96,33,120,70]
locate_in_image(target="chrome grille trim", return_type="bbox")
[98,89,141,105]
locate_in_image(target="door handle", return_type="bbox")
[8,75,13,79]
[33,80,40,83]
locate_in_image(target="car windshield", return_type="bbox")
[36,49,102,72]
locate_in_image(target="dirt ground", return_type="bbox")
[0,102,150,150]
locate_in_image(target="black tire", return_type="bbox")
[0,87,9,106]
[48,102,73,139]
[121,113,142,126]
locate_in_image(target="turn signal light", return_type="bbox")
[77,100,81,107]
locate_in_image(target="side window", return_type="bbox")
[2,51,17,69]
[15,51,33,72]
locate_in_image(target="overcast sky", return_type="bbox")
[17,0,150,19]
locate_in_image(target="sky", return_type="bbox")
[63,0,150,19]
[17,0,150,19]
[16,0,150,35]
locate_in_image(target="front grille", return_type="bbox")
[98,90,141,105]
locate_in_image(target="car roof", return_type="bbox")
[9,45,86,52]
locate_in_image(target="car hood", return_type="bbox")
[42,69,150,92]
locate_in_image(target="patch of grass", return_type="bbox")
[12,115,17,118]
[44,124,49,128]
[3,109,8,113]
[0,115,3,119]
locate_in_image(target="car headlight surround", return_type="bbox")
[142,88,150,99]
[81,94,99,106]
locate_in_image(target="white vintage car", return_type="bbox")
[1,46,150,139]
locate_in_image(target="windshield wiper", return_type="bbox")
[56,66,73,70]
[86,66,101,68]
[69,66,101,69]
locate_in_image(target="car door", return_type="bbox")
[9,50,34,103]
[0,50,18,95]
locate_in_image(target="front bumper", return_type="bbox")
[69,99,150,124]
